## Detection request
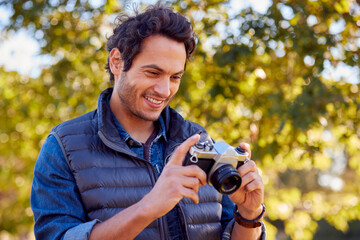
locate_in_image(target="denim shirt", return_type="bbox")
[111,111,167,176]
[31,113,241,239]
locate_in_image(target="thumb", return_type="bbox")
[239,142,251,160]
[167,134,200,166]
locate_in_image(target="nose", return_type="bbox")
[153,76,171,98]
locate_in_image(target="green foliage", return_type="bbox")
[1,0,359,239]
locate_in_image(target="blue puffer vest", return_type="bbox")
[51,88,224,240]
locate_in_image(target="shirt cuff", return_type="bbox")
[63,219,101,240]
[221,218,267,240]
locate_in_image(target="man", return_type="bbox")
[31,5,266,240]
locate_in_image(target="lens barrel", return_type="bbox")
[210,164,242,194]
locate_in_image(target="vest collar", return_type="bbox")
[97,88,137,156]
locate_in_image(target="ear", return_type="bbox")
[109,48,123,76]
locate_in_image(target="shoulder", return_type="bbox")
[51,110,98,137]
[34,134,73,178]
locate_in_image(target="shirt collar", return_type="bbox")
[156,116,167,142]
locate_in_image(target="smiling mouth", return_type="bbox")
[145,96,164,105]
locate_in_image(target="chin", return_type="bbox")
[138,111,162,122]
[147,114,162,122]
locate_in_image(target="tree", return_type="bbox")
[0,0,359,239]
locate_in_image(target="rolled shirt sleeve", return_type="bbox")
[31,134,100,240]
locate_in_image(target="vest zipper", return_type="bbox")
[178,202,190,240]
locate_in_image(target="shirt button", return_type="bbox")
[128,139,134,146]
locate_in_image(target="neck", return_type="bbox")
[109,92,155,143]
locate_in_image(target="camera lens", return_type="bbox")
[210,164,241,194]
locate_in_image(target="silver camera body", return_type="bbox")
[183,132,249,194]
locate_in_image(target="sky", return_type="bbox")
[0,0,359,83]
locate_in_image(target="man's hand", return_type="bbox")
[141,134,207,219]
[229,143,264,220]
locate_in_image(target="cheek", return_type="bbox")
[170,82,180,96]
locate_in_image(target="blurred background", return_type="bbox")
[0,0,359,239]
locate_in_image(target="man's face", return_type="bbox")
[114,34,186,122]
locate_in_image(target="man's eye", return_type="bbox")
[172,75,182,80]
[148,71,159,75]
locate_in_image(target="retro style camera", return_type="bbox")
[183,132,249,195]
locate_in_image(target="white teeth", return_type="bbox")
[146,97,162,104]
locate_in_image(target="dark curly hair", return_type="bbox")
[105,5,196,84]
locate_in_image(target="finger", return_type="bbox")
[165,164,207,186]
[239,142,251,159]
[169,176,201,204]
[179,176,201,193]
[180,186,200,204]
[237,160,258,177]
[182,165,207,186]
[239,171,260,189]
[167,134,200,166]
[243,178,264,193]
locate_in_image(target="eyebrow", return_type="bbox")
[141,64,184,75]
